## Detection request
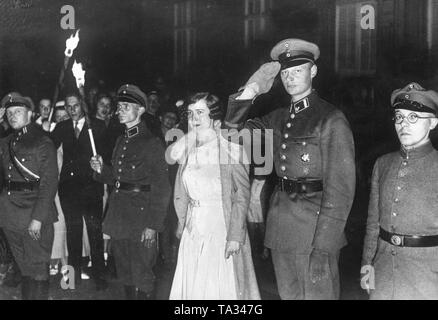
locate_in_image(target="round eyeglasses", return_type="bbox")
[393,112,436,124]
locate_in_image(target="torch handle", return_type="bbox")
[48,55,70,123]
[88,128,97,156]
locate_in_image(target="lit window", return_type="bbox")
[244,0,270,48]
[335,1,376,75]
[174,0,197,72]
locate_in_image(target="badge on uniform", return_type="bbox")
[301,153,310,162]
[126,126,139,138]
[293,97,310,114]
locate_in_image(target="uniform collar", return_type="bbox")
[400,141,434,160]
[290,90,317,114]
[125,121,146,139]
[14,122,35,137]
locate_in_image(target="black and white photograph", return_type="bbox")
[0,0,438,306]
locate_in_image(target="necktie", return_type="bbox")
[74,121,80,139]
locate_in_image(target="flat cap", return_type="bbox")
[1,92,34,111]
[270,38,320,70]
[116,84,148,109]
[391,82,438,114]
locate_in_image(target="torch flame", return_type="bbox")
[65,29,80,57]
[72,60,85,89]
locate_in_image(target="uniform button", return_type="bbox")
[140,207,144,211]
[302,142,307,146]
[8,166,11,170]
[394,198,399,203]
[7,175,11,178]
[290,114,295,119]
[132,165,136,169]
[283,176,288,179]
[117,176,121,179]
[121,154,125,158]
[125,140,129,143]
[118,161,122,165]
[392,212,397,217]
[115,189,119,193]
[397,186,401,190]
[280,166,286,171]
[70,172,74,176]
[280,155,286,160]
[123,147,127,151]
[286,123,292,128]
[118,168,122,173]
[281,144,287,150]
[284,133,289,139]
[402,161,407,166]
[7,192,10,196]
[21,158,25,162]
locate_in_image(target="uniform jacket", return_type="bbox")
[173,135,261,300]
[224,91,356,254]
[49,117,107,198]
[362,142,438,265]
[95,121,171,240]
[0,123,58,231]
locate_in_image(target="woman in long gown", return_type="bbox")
[169,92,260,300]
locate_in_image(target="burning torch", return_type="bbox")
[71,61,99,171]
[47,29,80,127]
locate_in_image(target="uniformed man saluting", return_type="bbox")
[362,83,438,299]
[224,38,356,299]
[0,92,58,300]
[90,84,171,300]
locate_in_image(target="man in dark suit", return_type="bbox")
[0,92,58,300]
[50,92,107,290]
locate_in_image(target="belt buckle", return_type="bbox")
[115,180,120,189]
[390,235,403,246]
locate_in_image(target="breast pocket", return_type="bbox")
[289,136,321,177]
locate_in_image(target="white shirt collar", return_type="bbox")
[73,117,86,131]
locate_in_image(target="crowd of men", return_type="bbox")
[0,78,181,300]
[1,37,438,300]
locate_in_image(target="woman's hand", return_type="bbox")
[225,240,241,259]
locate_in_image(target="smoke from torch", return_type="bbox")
[65,29,80,57]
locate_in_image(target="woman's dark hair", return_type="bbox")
[188,92,223,121]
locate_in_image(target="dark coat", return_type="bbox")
[95,121,171,240]
[0,123,58,231]
[49,117,107,198]
[224,91,356,254]
[362,142,438,299]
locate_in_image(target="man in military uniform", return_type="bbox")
[0,92,58,300]
[224,39,356,299]
[90,84,171,300]
[362,83,438,299]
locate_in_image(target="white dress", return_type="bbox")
[169,138,237,300]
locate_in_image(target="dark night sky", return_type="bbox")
[0,0,174,100]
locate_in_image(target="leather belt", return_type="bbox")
[277,177,323,194]
[379,227,438,247]
[5,180,40,192]
[114,180,150,193]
